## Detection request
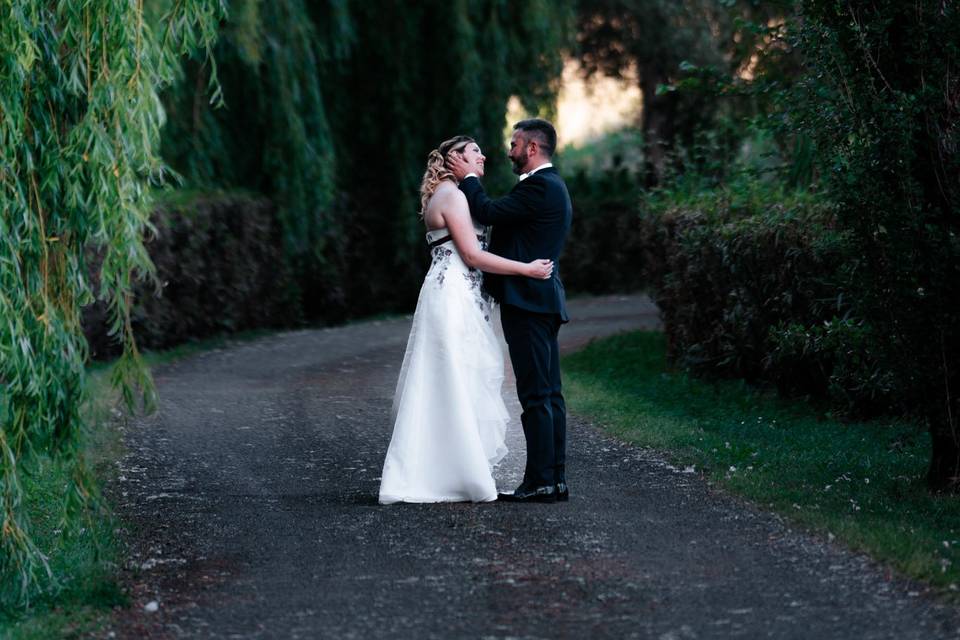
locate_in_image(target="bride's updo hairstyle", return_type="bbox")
[419,135,475,216]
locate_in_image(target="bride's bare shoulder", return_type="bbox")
[430,181,467,208]
[433,180,460,197]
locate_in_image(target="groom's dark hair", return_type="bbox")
[513,119,557,158]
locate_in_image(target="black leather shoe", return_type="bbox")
[555,482,569,502]
[497,484,557,503]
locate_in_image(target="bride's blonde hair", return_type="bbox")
[418,135,475,216]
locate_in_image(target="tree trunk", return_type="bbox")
[639,65,678,188]
[927,427,960,491]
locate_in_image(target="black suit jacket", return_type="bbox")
[459,167,572,321]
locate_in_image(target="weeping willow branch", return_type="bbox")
[0,0,225,606]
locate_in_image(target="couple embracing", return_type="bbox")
[379,119,573,505]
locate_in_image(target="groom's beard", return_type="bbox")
[511,151,528,175]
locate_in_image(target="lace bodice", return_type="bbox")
[424,224,493,321]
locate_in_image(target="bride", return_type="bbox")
[378,135,554,504]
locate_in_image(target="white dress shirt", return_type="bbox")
[518,161,553,181]
[463,161,553,183]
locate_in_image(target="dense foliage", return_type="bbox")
[634,0,960,490]
[561,168,648,294]
[575,0,789,185]
[84,192,296,358]
[791,0,960,488]
[161,0,346,320]
[0,0,223,603]
[161,0,573,319]
[638,180,904,418]
[643,186,842,383]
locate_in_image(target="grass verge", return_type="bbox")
[0,368,127,639]
[563,330,960,590]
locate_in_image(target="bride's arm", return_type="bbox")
[441,190,552,279]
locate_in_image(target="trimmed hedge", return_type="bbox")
[643,186,904,417]
[562,168,648,295]
[85,180,890,421]
[84,193,298,358]
[649,196,841,372]
[80,179,659,361]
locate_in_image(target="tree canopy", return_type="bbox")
[575,0,789,184]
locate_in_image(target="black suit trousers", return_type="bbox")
[500,303,566,488]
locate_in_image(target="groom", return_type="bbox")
[447,119,572,504]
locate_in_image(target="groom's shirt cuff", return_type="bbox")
[463,173,478,180]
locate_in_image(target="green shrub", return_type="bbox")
[84,192,300,358]
[642,178,915,420]
[643,185,846,384]
[562,168,648,294]
[770,319,900,418]
[792,0,960,488]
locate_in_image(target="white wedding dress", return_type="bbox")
[378,223,509,504]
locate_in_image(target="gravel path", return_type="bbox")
[106,294,960,639]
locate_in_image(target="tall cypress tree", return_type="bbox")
[161,0,350,319]
[162,0,573,317]
[329,0,573,311]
